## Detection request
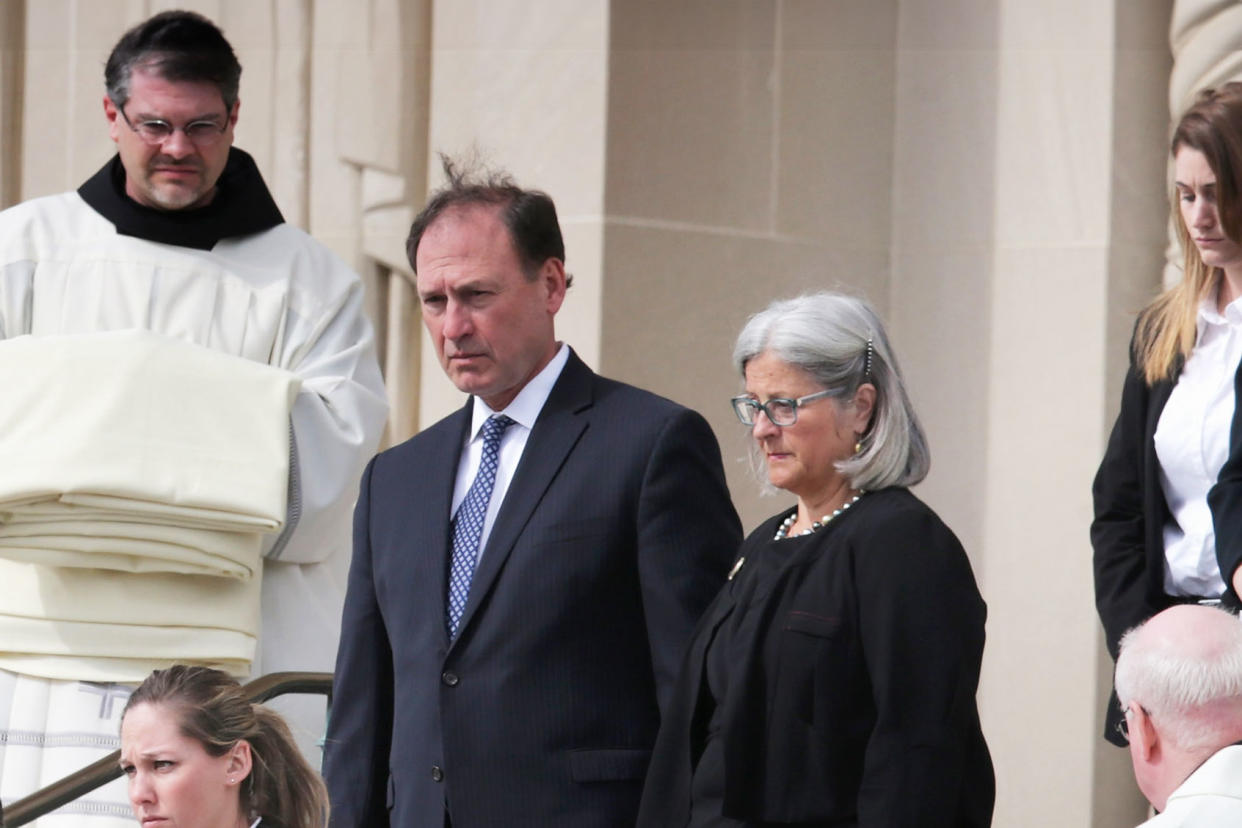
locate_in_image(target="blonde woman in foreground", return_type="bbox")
[120,665,328,828]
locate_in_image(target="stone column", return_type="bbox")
[915,1,1168,825]
[309,0,431,445]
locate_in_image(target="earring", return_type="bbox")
[854,439,862,455]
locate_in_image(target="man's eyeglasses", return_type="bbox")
[731,389,836,427]
[1115,702,1150,742]
[119,108,228,147]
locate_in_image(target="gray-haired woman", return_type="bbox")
[638,291,994,827]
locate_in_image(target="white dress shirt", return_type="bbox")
[450,343,570,561]
[1154,296,1242,597]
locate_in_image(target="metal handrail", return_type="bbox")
[2,671,333,828]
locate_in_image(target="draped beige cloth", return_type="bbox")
[0,330,299,680]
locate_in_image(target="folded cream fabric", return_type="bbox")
[0,329,300,575]
[0,519,262,578]
[1,497,282,532]
[0,557,260,681]
[0,328,298,520]
[0,330,298,677]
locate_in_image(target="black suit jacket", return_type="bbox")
[1092,349,1242,746]
[638,489,993,827]
[323,350,741,827]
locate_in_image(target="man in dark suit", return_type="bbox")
[323,161,741,827]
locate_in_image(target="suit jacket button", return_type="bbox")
[441,671,459,687]
[431,765,444,782]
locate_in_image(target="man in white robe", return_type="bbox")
[0,11,387,825]
[1116,605,1242,826]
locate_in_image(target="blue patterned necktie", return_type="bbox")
[447,414,514,637]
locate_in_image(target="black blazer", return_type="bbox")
[323,350,741,827]
[1091,360,1175,654]
[1092,349,1242,745]
[638,488,994,828]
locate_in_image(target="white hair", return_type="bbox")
[1115,609,1242,752]
[732,291,929,491]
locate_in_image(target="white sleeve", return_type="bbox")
[263,273,388,565]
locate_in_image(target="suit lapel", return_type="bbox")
[450,352,594,643]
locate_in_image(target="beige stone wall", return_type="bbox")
[601,1,896,532]
[0,0,1201,824]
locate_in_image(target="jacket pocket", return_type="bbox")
[569,747,652,782]
[783,610,842,636]
[776,610,856,727]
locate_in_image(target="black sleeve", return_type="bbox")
[853,504,992,827]
[635,407,742,717]
[1091,361,1161,658]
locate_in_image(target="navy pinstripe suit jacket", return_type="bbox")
[324,349,741,827]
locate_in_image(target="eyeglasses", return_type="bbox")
[119,108,229,146]
[731,389,836,427]
[1115,702,1150,742]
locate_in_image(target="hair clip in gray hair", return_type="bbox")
[864,337,874,378]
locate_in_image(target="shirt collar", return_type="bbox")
[468,343,570,439]
[1197,294,1240,338]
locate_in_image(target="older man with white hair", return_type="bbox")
[1115,604,1242,825]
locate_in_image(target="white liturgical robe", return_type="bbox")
[0,148,387,825]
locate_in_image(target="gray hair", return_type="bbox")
[732,291,929,491]
[1115,609,1242,752]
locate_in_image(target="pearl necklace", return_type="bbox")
[773,491,865,541]
[729,491,866,581]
